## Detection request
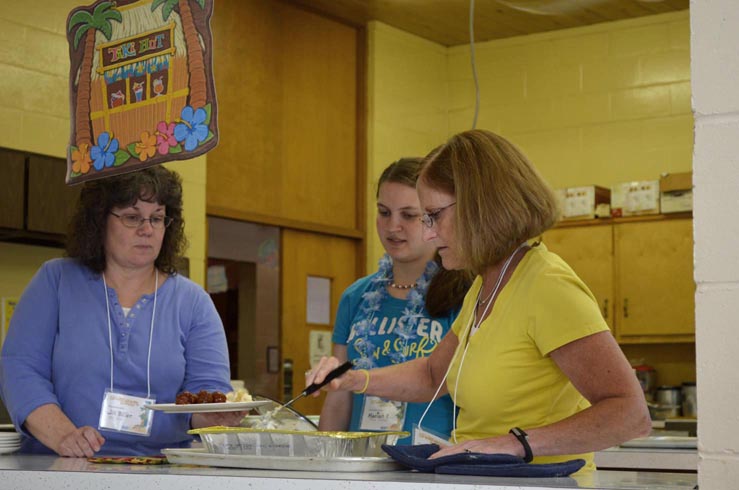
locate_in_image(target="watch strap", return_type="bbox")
[509,427,533,463]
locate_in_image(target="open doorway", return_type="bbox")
[207,217,280,400]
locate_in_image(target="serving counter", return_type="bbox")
[0,454,697,490]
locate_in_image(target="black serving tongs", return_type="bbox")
[280,361,353,411]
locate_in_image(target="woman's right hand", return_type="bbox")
[25,405,105,458]
[56,426,105,458]
[306,356,362,395]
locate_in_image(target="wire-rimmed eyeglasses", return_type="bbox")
[420,202,456,228]
[110,212,173,229]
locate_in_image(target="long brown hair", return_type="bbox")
[420,130,559,275]
[66,166,187,274]
[378,158,472,317]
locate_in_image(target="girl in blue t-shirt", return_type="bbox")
[318,158,471,444]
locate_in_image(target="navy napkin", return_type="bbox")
[381,443,585,478]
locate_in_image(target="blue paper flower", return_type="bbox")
[174,105,209,151]
[90,132,119,171]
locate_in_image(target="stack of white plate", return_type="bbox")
[0,425,21,455]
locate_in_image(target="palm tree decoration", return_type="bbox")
[68,1,122,147]
[151,0,208,109]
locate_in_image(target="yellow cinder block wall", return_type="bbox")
[367,10,691,270]
[366,21,448,269]
[0,1,208,292]
[447,10,691,189]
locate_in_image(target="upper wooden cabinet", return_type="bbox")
[27,155,81,236]
[0,150,81,242]
[542,215,694,343]
[207,1,361,235]
[0,149,25,230]
[614,219,694,342]
[542,225,614,329]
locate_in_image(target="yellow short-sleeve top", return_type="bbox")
[447,243,609,468]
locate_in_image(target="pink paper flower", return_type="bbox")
[155,121,177,155]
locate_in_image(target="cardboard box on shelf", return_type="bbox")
[660,172,693,214]
[611,180,660,217]
[557,186,611,220]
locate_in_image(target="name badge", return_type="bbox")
[99,389,156,437]
[412,424,452,446]
[359,396,406,431]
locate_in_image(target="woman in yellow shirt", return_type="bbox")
[308,129,651,468]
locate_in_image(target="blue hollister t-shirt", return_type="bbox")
[332,272,458,444]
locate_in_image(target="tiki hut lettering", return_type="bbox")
[66,0,218,185]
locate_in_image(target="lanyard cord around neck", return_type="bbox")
[103,270,158,398]
[416,243,526,440]
[454,244,526,442]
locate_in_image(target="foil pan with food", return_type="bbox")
[188,426,409,458]
[241,394,318,431]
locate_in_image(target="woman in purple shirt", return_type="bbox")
[0,166,239,457]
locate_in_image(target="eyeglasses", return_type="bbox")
[110,212,173,229]
[420,202,456,229]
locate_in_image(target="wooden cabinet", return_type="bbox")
[0,150,81,243]
[542,224,614,329]
[27,155,81,236]
[207,1,362,236]
[0,149,25,230]
[614,219,694,342]
[542,215,694,343]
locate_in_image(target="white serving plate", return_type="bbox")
[0,445,21,455]
[162,448,402,472]
[620,436,697,449]
[145,400,270,413]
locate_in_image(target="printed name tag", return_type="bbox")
[412,424,452,446]
[359,396,406,431]
[99,389,156,437]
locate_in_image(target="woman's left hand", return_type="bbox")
[191,410,248,429]
[428,434,523,459]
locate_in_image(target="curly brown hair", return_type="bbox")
[66,166,188,274]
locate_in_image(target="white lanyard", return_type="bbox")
[414,244,526,443]
[102,270,158,398]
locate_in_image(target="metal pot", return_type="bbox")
[649,404,681,420]
[681,382,697,418]
[655,386,682,408]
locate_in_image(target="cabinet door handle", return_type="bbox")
[623,298,629,319]
[602,299,609,319]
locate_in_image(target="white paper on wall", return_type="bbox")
[306,276,331,325]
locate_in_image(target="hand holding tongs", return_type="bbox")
[280,360,353,410]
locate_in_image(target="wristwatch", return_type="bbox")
[509,427,533,463]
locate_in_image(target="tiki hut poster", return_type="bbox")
[66,0,218,184]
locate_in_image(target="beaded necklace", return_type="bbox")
[351,254,438,369]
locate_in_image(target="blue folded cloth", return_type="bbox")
[381,443,585,478]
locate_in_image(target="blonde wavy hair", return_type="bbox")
[420,129,559,275]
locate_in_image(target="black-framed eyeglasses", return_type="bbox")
[420,202,456,228]
[110,212,173,229]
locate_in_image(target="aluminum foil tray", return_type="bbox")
[162,448,403,472]
[188,426,409,457]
